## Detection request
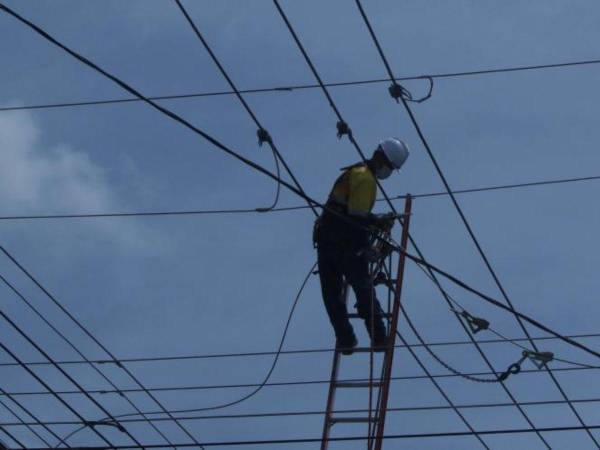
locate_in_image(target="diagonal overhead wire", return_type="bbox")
[269,0,533,446]
[0,273,177,448]
[3,58,600,113]
[352,1,599,447]
[0,340,117,448]
[0,387,69,447]
[0,394,52,447]
[3,0,599,384]
[173,0,317,217]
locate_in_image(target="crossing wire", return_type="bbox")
[1,329,598,369]
[20,423,600,450]
[4,0,600,375]
[0,173,598,221]
[352,1,599,447]
[0,273,178,448]
[0,424,25,449]
[5,0,600,425]
[0,340,117,448]
[6,395,600,428]
[0,388,69,447]
[2,59,600,113]
[173,0,318,217]
[0,246,205,450]
[0,394,52,447]
[2,361,598,400]
[269,1,522,447]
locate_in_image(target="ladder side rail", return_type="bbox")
[373,195,412,450]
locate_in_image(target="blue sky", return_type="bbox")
[1,0,600,449]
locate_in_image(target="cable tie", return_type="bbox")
[257,128,272,146]
[460,311,490,334]
[336,120,352,139]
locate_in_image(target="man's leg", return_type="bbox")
[343,252,387,346]
[317,244,356,346]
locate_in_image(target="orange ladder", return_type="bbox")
[320,195,412,450]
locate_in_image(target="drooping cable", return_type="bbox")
[173,0,318,217]
[62,261,316,434]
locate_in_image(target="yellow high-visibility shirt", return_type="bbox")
[329,164,377,216]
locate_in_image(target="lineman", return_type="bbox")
[314,138,409,354]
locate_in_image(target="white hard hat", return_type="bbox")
[379,137,409,170]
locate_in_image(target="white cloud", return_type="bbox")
[0,110,165,253]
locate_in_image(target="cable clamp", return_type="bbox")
[524,350,554,369]
[389,77,434,104]
[460,310,489,334]
[388,83,412,103]
[336,121,352,139]
[257,128,272,146]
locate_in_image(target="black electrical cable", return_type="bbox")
[24,424,600,450]
[0,274,176,448]
[1,330,599,369]
[173,0,318,217]
[0,420,25,449]
[0,388,69,447]
[0,173,598,221]
[0,340,117,448]
[352,3,597,446]
[60,260,316,440]
[3,59,600,114]
[7,395,600,428]
[2,362,598,400]
[4,0,599,409]
[0,395,51,447]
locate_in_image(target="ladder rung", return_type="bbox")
[335,381,382,388]
[330,416,379,424]
[347,313,392,319]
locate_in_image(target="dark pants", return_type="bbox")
[317,240,387,344]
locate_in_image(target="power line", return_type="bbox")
[0,394,52,447]
[0,388,69,447]
[5,5,600,445]
[173,0,318,217]
[0,173,597,221]
[2,58,600,113]
[21,423,600,450]
[0,273,178,448]
[0,338,117,448]
[6,396,600,427]
[352,2,598,447]
[1,362,597,399]
[2,331,597,369]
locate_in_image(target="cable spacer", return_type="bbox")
[460,310,489,334]
[257,128,272,146]
[336,120,352,139]
[523,350,554,369]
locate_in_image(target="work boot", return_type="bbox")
[337,334,358,355]
[372,334,388,353]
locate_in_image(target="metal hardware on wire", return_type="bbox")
[499,350,555,381]
[388,77,434,104]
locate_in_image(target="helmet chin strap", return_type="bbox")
[375,165,392,180]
